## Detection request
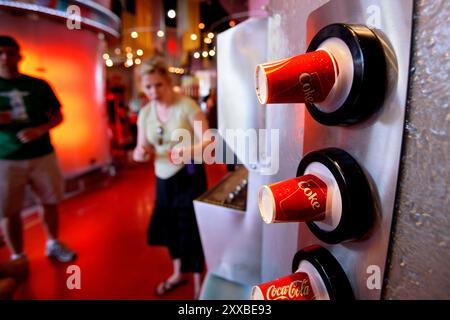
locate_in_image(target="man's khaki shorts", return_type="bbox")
[0,152,64,218]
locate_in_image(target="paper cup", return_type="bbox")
[251,272,315,300]
[258,174,327,224]
[256,50,338,104]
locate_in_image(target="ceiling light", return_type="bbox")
[125,59,134,67]
[167,10,176,19]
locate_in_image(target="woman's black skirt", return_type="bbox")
[147,164,207,273]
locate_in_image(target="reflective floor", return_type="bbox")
[0,163,228,300]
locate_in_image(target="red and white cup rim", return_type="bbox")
[256,64,269,104]
[258,185,276,224]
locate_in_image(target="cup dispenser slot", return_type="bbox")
[258,148,374,244]
[256,23,386,126]
[252,246,353,300]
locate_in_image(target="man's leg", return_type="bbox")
[29,153,63,241]
[0,159,27,259]
[29,153,75,262]
[41,203,75,262]
[40,204,58,240]
[1,214,24,256]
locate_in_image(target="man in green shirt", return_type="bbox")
[0,36,75,263]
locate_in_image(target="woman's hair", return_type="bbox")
[140,56,171,80]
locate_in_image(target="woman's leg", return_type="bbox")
[155,258,189,295]
[193,272,202,299]
[167,258,183,282]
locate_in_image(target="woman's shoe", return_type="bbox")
[155,278,189,296]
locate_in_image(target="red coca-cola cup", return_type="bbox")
[258,174,328,224]
[252,272,315,300]
[256,50,338,104]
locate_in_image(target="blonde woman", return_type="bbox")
[133,57,209,299]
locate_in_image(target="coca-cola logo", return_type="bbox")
[266,279,311,300]
[299,72,316,103]
[298,180,323,211]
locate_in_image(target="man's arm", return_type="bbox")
[16,111,63,143]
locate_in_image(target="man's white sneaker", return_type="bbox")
[45,241,76,262]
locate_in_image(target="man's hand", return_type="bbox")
[0,111,12,125]
[16,127,46,143]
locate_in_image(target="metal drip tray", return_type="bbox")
[197,166,248,212]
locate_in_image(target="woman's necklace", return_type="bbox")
[155,102,172,146]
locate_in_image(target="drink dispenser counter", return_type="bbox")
[194,167,255,299]
[195,0,413,300]
[195,163,270,301]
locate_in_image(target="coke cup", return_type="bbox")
[258,174,328,224]
[252,272,316,300]
[256,50,338,104]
